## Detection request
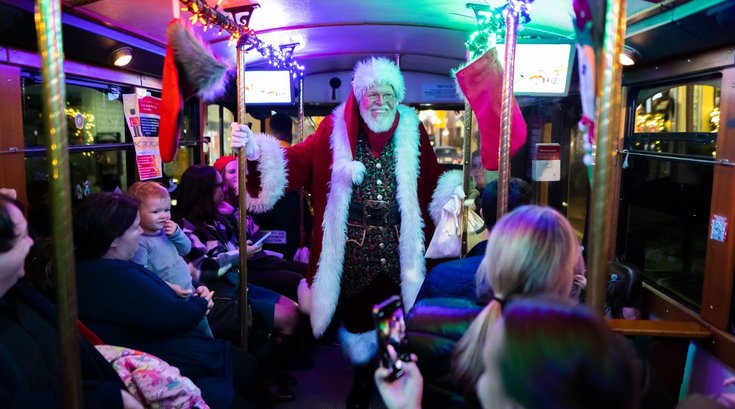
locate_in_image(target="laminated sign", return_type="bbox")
[123,94,163,180]
[532,143,561,181]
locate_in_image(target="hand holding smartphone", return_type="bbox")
[373,295,410,381]
[253,231,272,247]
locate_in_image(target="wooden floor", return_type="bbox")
[274,343,388,409]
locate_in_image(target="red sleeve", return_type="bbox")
[284,117,333,192]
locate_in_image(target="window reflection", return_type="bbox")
[22,80,126,147]
[634,81,720,134]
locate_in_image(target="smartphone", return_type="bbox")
[373,295,410,381]
[253,231,272,247]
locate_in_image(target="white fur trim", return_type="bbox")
[352,57,406,103]
[297,278,312,314]
[309,102,355,338]
[245,133,287,213]
[394,105,426,312]
[429,170,464,226]
[339,328,378,365]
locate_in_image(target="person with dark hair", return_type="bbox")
[269,112,294,147]
[0,191,143,409]
[250,112,313,259]
[73,192,260,409]
[174,165,299,401]
[415,177,533,303]
[211,157,306,300]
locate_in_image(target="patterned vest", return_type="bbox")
[341,134,401,298]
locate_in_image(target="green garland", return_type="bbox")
[466,6,506,59]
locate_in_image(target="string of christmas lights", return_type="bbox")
[466,0,535,59]
[179,0,304,77]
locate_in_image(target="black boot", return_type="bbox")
[263,334,296,402]
[346,362,375,409]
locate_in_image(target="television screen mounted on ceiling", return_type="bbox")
[245,70,293,104]
[494,43,575,97]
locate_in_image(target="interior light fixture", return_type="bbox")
[620,45,641,66]
[110,47,133,67]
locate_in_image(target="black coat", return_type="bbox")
[0,282,124,409]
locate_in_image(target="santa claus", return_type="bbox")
[231,57,462,408]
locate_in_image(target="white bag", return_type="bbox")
[425,195,462,259]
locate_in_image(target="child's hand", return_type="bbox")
[163,220,179,236]
[245,240,262,256]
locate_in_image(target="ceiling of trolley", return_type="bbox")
[2,0,732,77]
[65,0,575,75]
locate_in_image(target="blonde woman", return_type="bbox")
[452,205,581,407]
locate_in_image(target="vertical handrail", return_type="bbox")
[461,103,473,257]
[587,0,626,314]
[298,77,305,143]
[497,4,519,220]
[34,0,82,407]
[236,45,249,349]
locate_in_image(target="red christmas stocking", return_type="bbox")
[158,40,183,163]
[455,49,527,171]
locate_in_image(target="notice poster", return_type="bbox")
[532,143,561,181]
[123,94,162,180]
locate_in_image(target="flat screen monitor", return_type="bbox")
[245,70,293,104]
[494,43,575,97]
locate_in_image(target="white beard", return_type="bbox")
[360,106,397,132]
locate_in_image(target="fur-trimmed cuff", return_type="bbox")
[245,133,288,213]
[339,328,378,365]
[297,278,312,314]
[429,170,464,226]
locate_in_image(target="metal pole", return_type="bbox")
[298,77,305,143]
[497,4,519,220]
[34,1,82,407]
[236,45,249,349]
[298,76,307,248]
[587,0,626,314]
[461,104,473,257]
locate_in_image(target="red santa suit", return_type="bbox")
[243,83,462,365]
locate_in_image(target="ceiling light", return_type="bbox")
[620,45,641,66]
[110,47,132,67]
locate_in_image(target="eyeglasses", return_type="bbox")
[366,93,396,103]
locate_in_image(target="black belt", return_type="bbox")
[348,200,400,228]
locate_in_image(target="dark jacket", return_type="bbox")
[415,241,488,303]
[0,282,124,409]
[76,258,235,409]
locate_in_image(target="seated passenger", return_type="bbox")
[73,192,260,409]
[0,191,143,409]
[415,177,533,304]
[212,157,307,301]
[175,165,299,401]
[452,205,581,408]
[376,298,638,409]
[127,181,214,338]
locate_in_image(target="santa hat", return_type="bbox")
[213,155,236,173]
[351,57,406,103]
[159,19,232,163]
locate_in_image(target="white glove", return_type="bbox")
[230,122,261,160]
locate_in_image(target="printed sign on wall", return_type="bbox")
[123,94,162,180]
[532,143,561,181]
